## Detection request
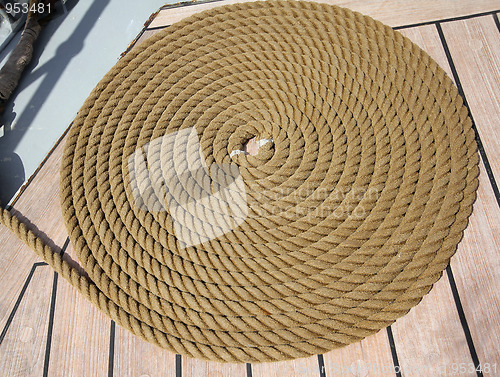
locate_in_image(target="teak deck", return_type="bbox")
[1,0,499,376]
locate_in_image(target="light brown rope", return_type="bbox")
[0,0,479,363]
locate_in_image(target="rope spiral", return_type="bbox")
[0,0,479,363]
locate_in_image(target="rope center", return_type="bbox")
[243,136,259,156]
[230,136,274,158]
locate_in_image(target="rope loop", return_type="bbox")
[0,0,479,363]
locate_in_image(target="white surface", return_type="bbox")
[0,0,176,203]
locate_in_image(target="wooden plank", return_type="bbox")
[390,162,500,374]
[149,0,500,29]
[149,0,254,28]
[45,242,111,377]
[389,24,478,376]
[144,5,395,371]
[391,274,476,376]
[134,29,165,50]
[184,357,247,377]
[322,331,394,377]
[113,324,177,377]
[398,25,453,75]
[440,16,500,370]
[0,136,68,332]
[0,232,41,331]
[398,22,500,372]
[0,265,53,377]
[449,162,500,370]
[1,4,499,377]
[442,16,500,182]
[252,355,319,377]
[9,133,68,245]
[333,0,500,27]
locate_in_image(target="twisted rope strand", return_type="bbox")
[0,1,479,363]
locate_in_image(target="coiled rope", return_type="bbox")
[0,0,479,363]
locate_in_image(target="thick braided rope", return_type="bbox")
[0,0,479,363]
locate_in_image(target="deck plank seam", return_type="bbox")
[42,237,69,377]
[493,13,500,33]
[446,266,484,377]
[176,353,182,377]
[10,5,500,210]
[246,362,252,377]
[3,3,499,375]
[437,21,489,377]
[394,8,500,30]
[386,326,402,377]
[317,354,326,377]
[435,22,500,206]
[42,271,59,377]
[147,25,170,31]
[108,321,116,377]
[0,261,48,345]
[160,0,225,12]
[147,5,500,32]
[146,9,500,32]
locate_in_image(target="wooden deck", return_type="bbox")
[1,0,500,376]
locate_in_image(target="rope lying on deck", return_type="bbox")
[0,0,479,363]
